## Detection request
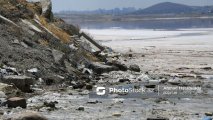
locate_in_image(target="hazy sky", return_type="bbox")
[52,0,213,12]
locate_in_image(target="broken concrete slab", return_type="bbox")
[1,75,34,92]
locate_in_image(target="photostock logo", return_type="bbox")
[96,87,106,95]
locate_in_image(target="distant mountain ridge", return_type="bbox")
[132,2,213,15]
[57,2,213,15]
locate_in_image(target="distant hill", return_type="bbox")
[132,2,213,15]
[57,2,213,15]
[133,2,193,14]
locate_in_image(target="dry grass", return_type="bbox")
[38,16,72,43]
[38,39,49,46]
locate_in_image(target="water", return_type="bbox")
[68,18,213,30]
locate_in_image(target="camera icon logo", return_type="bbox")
[96,87,106,95]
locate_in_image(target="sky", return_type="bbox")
[52,0,213,12]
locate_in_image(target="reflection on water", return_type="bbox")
[67,18,213,29]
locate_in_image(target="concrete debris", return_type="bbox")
[1,75,34,92]
[6,97,27,108]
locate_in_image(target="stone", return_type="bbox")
[168,79,181,85]
[1,75,34,92]
[0,83,19,97]
[82,68,93,75]
[106,61,128,71]
[202,67,212,70]
[205,112,213,116]
[9,111,48,120]
[40,0,53,20]
[112,113,121,117]
[129,64,140,72]
[119,79,130,83]
[43,101,57,109]
[145,84,156,88]
[85,84,93,90]
[89,62,119,74]
[147,118,169,120]
[52,49,65,64]
[77,106,84,111]
[6,97,27,108]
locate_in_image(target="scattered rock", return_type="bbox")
[129,54,133,57]
[87,100,101,104]
[85,84,93,90]
[0,83,19,96]
[43,101,57,109]
[118,78,130,83]
[89,62,119,74]
[77,106,84,111]
[82,68,93,75]
[145,84,156,88]
[1,75,34,92]
[6,97,27,108]
[73,82,85,89]
[9,111,48,120]
[202,67,212,70]
[106,61,128,71]
[147,117,170,120]
[112,113,121,117]
[129,64,140,72]
[205,112,213,116]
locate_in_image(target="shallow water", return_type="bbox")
[69,18,213,30]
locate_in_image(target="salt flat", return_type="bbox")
[83,28,213,53]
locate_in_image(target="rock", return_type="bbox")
[129,64,140,72]
[129,54,133,57]
[145,84,156,88]
[6,97,27,108]
[1,75,34,92]
[27,68,38,73]
[52,49,65,64]
[205,112,213,116]
[43,101,57,109]
[0,91,7,98]
[137,74,150,82]
[40,0,53,20]
[112,113,121,117]
[168,78,181,85]
[0,83,19,97]
[89,62,119,74]
[119,78,130,83]
[202,67,212,70]
[0,66,19,76]
[106,61,128,71]
[87,100,101,104]
[147,118,169,120]
[9,111,48,120]
[82,68,93,75]
[85,84,93,90]
[73,82,85,89]
[77,106,84,111]
[43,75,64,85]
